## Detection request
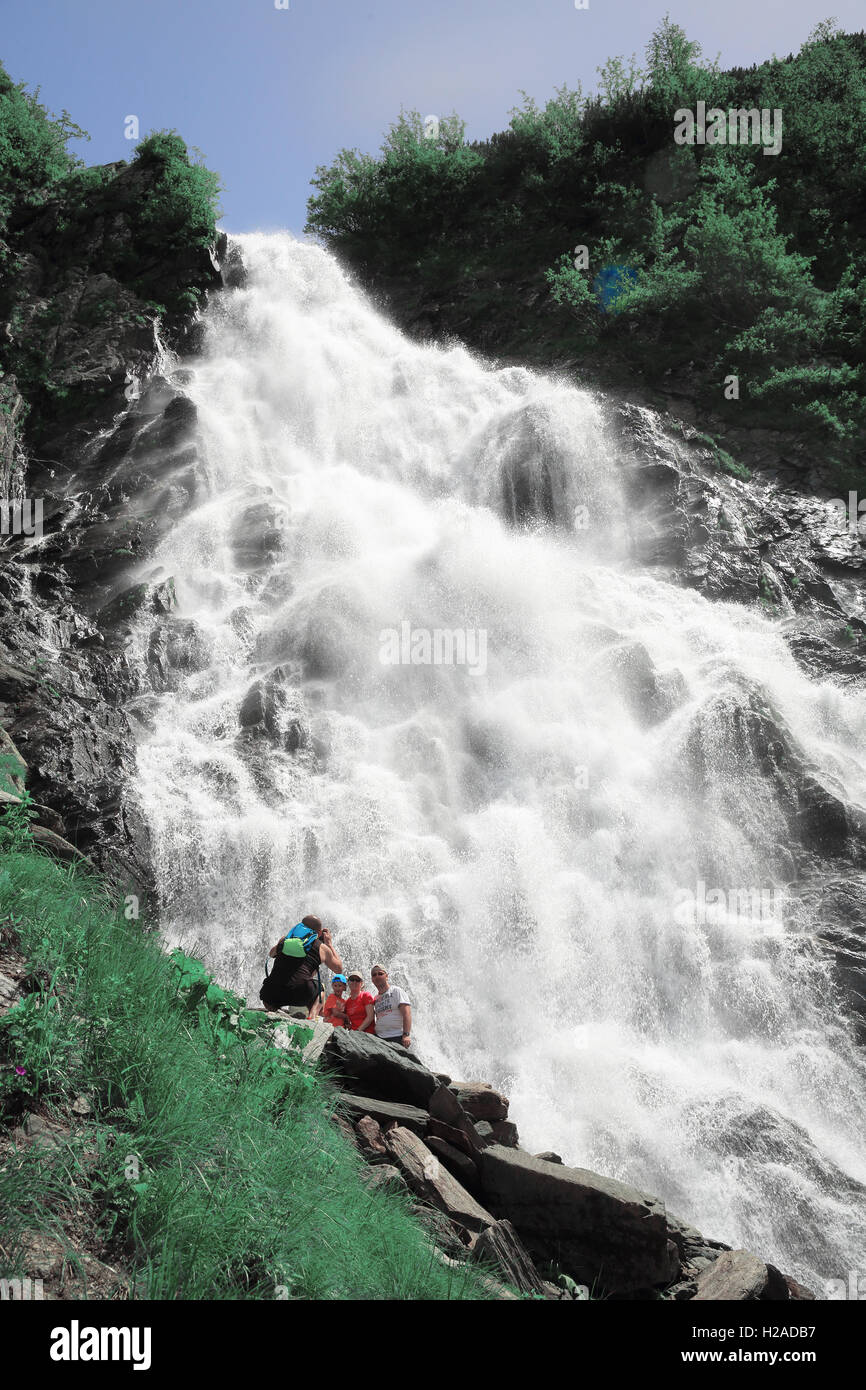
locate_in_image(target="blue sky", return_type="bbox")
[2,0,860,234]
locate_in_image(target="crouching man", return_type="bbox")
[260,915,343,1016]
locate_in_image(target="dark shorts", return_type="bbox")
[260,976,318,1011]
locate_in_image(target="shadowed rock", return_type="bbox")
[321,1027,438,1108]
[337,1094,429,1137]
[384,1125,496,1233]
[448,1081,509,1121]
[691,1250,790,1301]
[471,1219,546,1298]
[478,1144,680,1295]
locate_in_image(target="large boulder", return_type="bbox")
[429,1084,485,1153]
[426,1116,484,1160]
[338,1094,430,1138]
[361,1164,407,1195]
[490,1120,519,1147]
[448,1081,509,1122]
[321,1027,438,1108]
[691,1250,790,1301]
[425,1135,481,1190]
[355,1115,387,1156]
[383,1126,496,1234]
[478,1145,679,1295]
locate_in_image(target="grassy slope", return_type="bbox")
[0,816,494,1301]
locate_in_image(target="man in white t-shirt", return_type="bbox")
[370,964,412,1048]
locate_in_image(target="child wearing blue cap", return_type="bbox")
[323,974,350,1027]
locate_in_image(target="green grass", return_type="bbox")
[0,808,493,1300]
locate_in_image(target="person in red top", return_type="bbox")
[322,975,349,1027]
[343,972,376,1033]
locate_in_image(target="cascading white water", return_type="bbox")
[128,233,866,1292]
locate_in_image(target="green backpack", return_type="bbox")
[281,923,319,958]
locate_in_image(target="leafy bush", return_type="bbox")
[305,18,866,484]
[131,130,221,250]
[0,61,222,408]
[0,60,87,247]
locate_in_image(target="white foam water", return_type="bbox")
[127,233,866,1292]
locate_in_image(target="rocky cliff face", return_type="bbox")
[0,155,229,890]
[606,402,866,1037]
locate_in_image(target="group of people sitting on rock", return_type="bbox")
[259,914,413,1049]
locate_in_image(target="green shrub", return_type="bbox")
[0,60,88,243]
[305,19,866,484]
[131,130,221,249]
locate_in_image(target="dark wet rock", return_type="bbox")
[0,177,235,889]
[238,676,307,752]
[785,1274,816,1300]
[591,640,685,727]
[682,1096,866,1282]
[478,1144,680,1295]
[797,774,853,857]
[448,1081,510,1122]
[691,1249,790,1301]
[383,1125,496,1232]
[425,1135,481,1189]
[687,1097,864,1193]
[495,404,560,526]
[470,1218,546,1297]
[337,1094,429,1137]
[98,578,177,639]
[146,617,212,692]
[0,561,154,888]
[220,238,248,290]
[672,673,864,874]
[0,377,27,500]
[609,400,866,684]
[534,1151,563,1165]
[321,1027,438,1108]
[232,501,286,573]
[490,1119,520,1147]
[798,875,866,1041]
[43,387,205,604]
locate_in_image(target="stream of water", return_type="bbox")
[127,233,866,1291]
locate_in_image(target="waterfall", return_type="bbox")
[126,232,866,1292]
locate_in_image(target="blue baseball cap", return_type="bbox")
[332,974,348,984]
